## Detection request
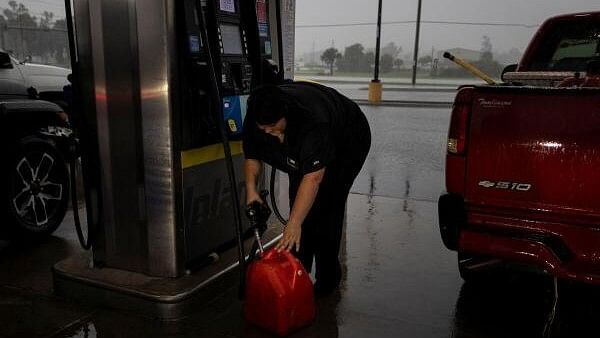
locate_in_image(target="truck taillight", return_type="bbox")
[447,88,473,155]
[446,87,473,195]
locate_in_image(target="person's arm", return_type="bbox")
[276,167,325,252]
[244,159,264,205]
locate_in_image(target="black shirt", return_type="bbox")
[243,82,367,177]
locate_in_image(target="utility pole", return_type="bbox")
[368,0,383,102]
[431,46,434,73]
[373,0,382,82]
[19,12,24,60]
[0,24,5,51]
[411,0,423,86]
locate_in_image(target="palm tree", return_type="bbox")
[320,47,341,76]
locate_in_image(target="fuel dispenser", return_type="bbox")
[54,0,295,318]
[177,0,265,271]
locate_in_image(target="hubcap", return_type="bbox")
[12,153,63,227]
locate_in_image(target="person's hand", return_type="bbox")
[276,221,301,252]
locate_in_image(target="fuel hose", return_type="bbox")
[64,0,98,251]
[269,166,287,225]
[69,159,94,250]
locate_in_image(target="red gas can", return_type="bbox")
[244,248,316,336]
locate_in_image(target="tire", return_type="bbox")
[2,136,69,240]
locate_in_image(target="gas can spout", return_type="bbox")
[254,228,265,254]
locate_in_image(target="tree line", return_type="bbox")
[321,42,403,75]
[320,36,505,78]
[0,1,69,67]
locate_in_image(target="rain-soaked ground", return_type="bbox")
[2,102,600,337]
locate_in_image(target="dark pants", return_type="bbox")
[288,112,371,293]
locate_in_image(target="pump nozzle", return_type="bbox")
[246,191,271,255]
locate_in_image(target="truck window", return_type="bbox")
[529,20,600,72]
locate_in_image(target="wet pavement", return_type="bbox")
[2,103,600,337]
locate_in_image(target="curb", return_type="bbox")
[354,99,453,108]
[357,87,458,93]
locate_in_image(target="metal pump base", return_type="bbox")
[52,226,282,320]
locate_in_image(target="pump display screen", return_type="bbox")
[220,24,243,55]
[219,0,236,13]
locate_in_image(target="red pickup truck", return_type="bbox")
[439,11,600,283]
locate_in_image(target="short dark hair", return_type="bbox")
[247,84,289,125]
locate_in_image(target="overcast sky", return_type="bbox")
[3,0,599,59]
[296,0,600,58]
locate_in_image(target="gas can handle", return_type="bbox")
[263,249,304,271]
[281,250,303,270]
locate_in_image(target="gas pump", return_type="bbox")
[178,0,284,271]
[54,0,295,318]
[177,0,254,274]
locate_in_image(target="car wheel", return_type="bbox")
[3,136,69,240]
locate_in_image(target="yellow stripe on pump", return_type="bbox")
[181,141,244,169]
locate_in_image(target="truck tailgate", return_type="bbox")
[465,87,600,222]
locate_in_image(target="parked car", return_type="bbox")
[439,11,600,283]
[0,50,74,240]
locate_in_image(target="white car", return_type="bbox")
[0,51,70,105]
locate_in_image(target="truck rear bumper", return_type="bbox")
[459,229,600,284]
[438,193,600,285]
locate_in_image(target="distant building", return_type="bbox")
[300,50,325,67]
[495,48,522,66]
[438,48,482,68]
